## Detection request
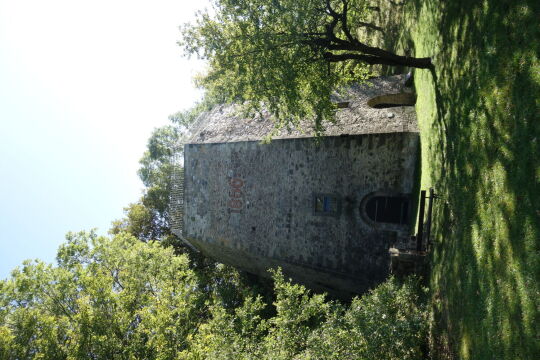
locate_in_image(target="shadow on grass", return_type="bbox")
[411,1,539,359]
[368,0,539,358]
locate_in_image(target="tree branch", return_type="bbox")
[340,0,356,43]
[325,0,340,18]
[325,0,341,42]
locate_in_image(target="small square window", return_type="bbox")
[313,194,340,216]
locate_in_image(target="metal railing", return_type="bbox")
[415,188,437,252]
[169,154,184,237]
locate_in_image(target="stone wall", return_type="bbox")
[183,132,419,295]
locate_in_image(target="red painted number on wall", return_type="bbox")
[228,177,244,213]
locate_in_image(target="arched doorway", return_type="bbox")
[364,195,410,225]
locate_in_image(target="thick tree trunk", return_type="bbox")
[323,51,432,69]
[393,55,432,68]
[311,34,432,68]
[320,0,432,69]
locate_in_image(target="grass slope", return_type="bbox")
[371,0,539,358]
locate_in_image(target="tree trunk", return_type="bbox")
[352,41,433,68]
[320,0,430,69]
[385,54,432,68]
[324,52,432,69]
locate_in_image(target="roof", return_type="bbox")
[187,74,418,144]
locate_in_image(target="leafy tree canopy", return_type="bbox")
[0,232,428,359]
[111,102,213,249]
[110,125,184,245]
[180,0,431,132]
[138,125,183,192]
[0,232,202,359]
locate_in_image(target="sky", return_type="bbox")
[0,0,210,279]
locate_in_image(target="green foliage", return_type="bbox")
[183,271,428,360]
[302,277,428,360]
[113,101,206,246]
[180,0,376,133]
[1,237,428,359]
[111,125,185,244]
[138,125,182,191]
[0,231,203,359]
[110,202,156,241]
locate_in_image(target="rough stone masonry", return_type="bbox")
[178,75,420,297]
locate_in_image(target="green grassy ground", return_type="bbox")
[370,0,539,358]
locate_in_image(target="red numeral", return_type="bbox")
[230,178,244,188]
[227,176,245,212]
[229,188,242,198]
[228,199,243,209]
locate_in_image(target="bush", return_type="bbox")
[183,271,428,360]
[0,234,428,360]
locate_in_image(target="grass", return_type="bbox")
[368,0,540,359]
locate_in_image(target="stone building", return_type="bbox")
[173,75,420,297]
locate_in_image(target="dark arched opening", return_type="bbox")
[365,196,409,225]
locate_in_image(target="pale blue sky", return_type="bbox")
[0,0,209,279]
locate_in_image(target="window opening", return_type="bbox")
[365,196,409,224]
[313,194,340,216]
